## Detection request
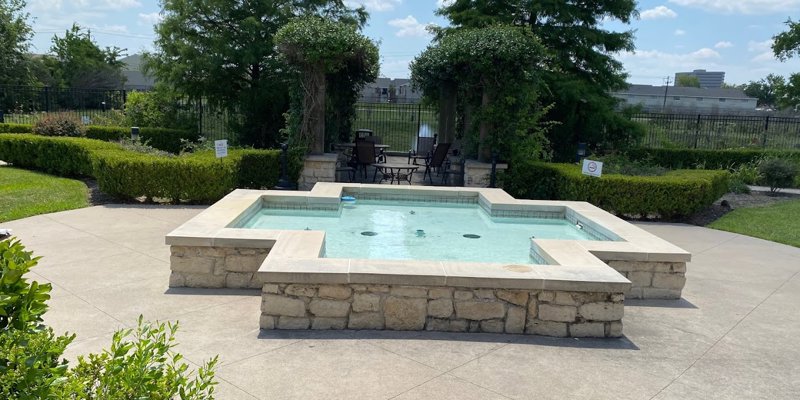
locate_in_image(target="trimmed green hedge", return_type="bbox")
[0,134,282,203]
[503,162,730,218]
[626,148,800,170]
[0,123,194,154]
[0,123,34,133]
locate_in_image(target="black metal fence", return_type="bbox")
[352,101,438,154]
[634,112,800,150]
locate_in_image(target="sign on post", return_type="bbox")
[581,159,603,177]
[214,140,228,158]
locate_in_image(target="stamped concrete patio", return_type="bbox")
[3,205,799,399]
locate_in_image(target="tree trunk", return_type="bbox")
[478,89,493,163]
[438,83,457,144]
[303,65,327,154]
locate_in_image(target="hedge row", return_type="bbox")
[0,123,193,154]
[625,148,800,170]
[503,161,730,218]
[0,134,282,203]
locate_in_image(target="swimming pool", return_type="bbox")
[239,200,605,264]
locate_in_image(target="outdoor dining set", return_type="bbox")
[334,129,453,185]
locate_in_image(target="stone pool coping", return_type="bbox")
[165,183,691,295]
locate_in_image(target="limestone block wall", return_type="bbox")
[463,160,508,188]
[260,284,624,338]
[298,154,338,191]
[605,260,686,299]
[169,246,269,289]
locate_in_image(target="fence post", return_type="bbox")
[763,115,770,148]
[416,103,422,149]
[44,86,50,112]
[693,114,701,148]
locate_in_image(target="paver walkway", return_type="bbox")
[3,205,800,399]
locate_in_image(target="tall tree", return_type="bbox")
[675,75,701,88]
[48,24,126,89]
[436,0,642,159]
[741,74,785,108]
[0,0,35,85]
[145,0,366,148]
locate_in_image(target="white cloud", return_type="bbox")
[101,0,141,9]
[437,0,455,7]
[714,41,734,48]
[619,47,721,65]
[674,29,686,36]
[138,12,163,25]
[345,0,401,12]
[748,40,776,62]
[388,15,432,38]
[668,0,800,15]
[640,5,678,19]
[29,0,63,11]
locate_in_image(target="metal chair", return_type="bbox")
[423,143,452,184]
[354,139,380,180]
[409,137,436,165]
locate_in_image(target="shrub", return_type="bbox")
[57,317,218,400]
[117,137,175,157]
[33,113,85,137]
[0,327,74,399]
[625,148,800,170]
[0,123,34,133]
[0,134,122,176]
[759,158,798,193]
[86,126,195,154]
[593,153,667,176]
[124,89,196,131]
[0,238,50,331]
[502,161,730,218]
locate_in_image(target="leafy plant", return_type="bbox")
[33,113,85,137]
[594,153,667,176]
[0,327,74,399]
[0,238,50,331]
[58,316,218,400]
[179,137,215,155]
[759,158,798,193]
[117,137,174,157]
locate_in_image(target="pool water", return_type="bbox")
[240,200,600,264]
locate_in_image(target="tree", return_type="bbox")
[47,24,126,89]
[436,0,642,160]
[773,18,800,61]
[741,74,785,108]
[411,26,551,162]
[275,16,378,154]
[676,75,701,88]
[0,0,36,85]
[145,0,366,148]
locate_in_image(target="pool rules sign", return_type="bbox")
[581,159,603,177]
[214,140,228,158]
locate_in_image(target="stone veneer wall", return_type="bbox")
[298,154,338,191]
[463,160,508,188]
[260,284,624,338]
[169,246,269,289]
[605,260,686,299]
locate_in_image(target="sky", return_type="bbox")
[22,0,800,85]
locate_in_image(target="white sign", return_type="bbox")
[214,140,228,158]
[581,159,603,177]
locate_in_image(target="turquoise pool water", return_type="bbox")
[240,200,599,264]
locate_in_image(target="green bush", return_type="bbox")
[58,317,218,400]
[33,113,85,137]
[0,327,74,399]
[759,158,798,193]
[0,238,50,331]
[625,148,800,170]
[86,126,195,154]
[0,134,283,202]
[0,134,122,176]
[0,124,33,133]
[502,161,730,218]
[124,89,196,131]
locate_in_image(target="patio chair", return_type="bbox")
[423,142,452,184]
[362,135,386,163]
[408,137,436,165]
[354,139,381,180]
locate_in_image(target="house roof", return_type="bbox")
[614,84,753,100]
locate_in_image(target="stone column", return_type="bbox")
[298,153,338,191]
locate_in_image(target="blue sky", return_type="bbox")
[23,0,800,85]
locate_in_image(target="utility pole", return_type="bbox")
[662,76,672,110]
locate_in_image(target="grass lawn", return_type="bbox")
[709,200,800,247]
[0,167,89,222]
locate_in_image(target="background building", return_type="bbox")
[611,84,757,112]
[675,69,725,88]
[120,54,156,91]
[359,78,422,103]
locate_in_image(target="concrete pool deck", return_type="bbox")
[3,205,800,399]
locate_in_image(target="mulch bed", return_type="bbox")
[684,190,800,226]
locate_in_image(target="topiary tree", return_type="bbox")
[411,25,551,162]
[275,16,378,154]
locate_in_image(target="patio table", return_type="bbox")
[372,163,419,185]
